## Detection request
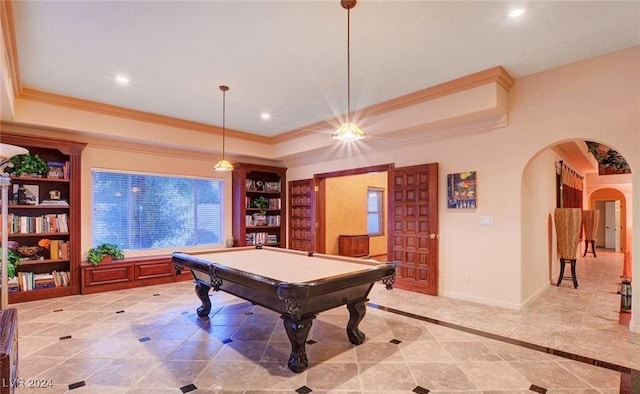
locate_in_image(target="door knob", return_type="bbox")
[429,234,438,239]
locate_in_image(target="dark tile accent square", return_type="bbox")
[68,381,86,390]
[59,335,72,340]
[138,336,151,343]
[295,386,313,394]
[181,311,189,315]
[116,310,125,314]
[244,311,253,315]
[306,339,317,345]
[222,338,233,344]
[413,386,430,394]
[529,384,547,393]
[180,383,197,393]
[153,293,160,296]
[390,338,402,344]
[53,309,63,312]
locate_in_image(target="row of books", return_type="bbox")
[5,213,69,234]
[48,240,70,260]
[244,215,281,226]
[7,271,70,293]
[245,232,278,245]
[245,179,281,192]
[244,197,282,209]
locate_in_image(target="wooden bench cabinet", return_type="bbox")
[338,234,369,258]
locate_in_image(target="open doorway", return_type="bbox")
[591,188,627,256]
[308,162,440,295]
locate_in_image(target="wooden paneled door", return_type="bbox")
[288,179,315,251]
[390,163,439,295]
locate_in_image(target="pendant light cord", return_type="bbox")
[220,85,228,160]
[347,6,351,126]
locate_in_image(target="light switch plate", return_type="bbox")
[480,216,494,226]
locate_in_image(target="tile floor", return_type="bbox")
[10,250,639,393]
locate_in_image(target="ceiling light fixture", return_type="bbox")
[115,75,130,85]
[214,85,233,171]
[332,0,365,142]
[508,8,525,18]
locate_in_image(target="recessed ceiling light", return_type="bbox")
[260,112,271,120]
[508,8,525,18]
[115,75,130,85]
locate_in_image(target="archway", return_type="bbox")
[521,138,633,304]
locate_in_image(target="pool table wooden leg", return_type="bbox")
[282,314,315,373]
[346,300,366,345]
[194,283,212,317]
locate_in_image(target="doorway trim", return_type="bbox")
[313,164,394,254]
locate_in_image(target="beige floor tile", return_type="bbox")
[9,250,631,393]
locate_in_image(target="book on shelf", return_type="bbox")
[40,200,69,207]
[245,232,278,245]
[14,271,70,291]
[7,213,68,234]
[245,180,281,192]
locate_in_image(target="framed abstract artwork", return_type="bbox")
[447,171,476,209]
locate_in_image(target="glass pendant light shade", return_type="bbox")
[332,122,365,141]
[214,85,233,172]
[214,159,233,171]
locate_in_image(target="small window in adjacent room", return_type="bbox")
[367,187,384,236]
[91,170,224,251]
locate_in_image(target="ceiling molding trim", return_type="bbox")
[0,0,21,96]
[273,66,514,144]
[18,87,271,144]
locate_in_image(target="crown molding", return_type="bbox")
[273,66,514,143]
[1,0,21,96]
[18,87,271,144]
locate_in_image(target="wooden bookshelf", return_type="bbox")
[232,163,287,248]
[2,132,85,303]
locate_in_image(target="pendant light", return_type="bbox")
[332,0,365,142]
[214,85,234,171]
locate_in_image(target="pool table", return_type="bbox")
[171,246,396,372]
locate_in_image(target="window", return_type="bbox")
[91,170,224,251]
[367,188,384,236]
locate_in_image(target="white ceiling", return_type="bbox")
[9,1,640,138]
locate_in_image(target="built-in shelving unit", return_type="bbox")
[232,163,286,247]
[2,132,85,303]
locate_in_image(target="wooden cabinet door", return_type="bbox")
[288,179,315,251]
[390,163,439,295]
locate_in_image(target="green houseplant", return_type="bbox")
[5,153,49,177]
[87,243,125,265]
[251,196,270,226]
[1,247,21,278]
[252,196,270,215]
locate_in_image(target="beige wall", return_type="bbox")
[3,46,639,330]
[325,172,387,257]
[287,47,639,329]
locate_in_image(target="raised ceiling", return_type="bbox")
[7,1,640,139]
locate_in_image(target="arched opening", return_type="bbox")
[521,138,633,323]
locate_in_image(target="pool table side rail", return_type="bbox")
[171,252,396,319]
[171,251,396,288]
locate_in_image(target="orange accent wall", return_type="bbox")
[325,172,388,257]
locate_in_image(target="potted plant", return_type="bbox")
[252,196,270,225]
[1,247,21,278]
[4,153,49,177]
[86,243,125,265]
